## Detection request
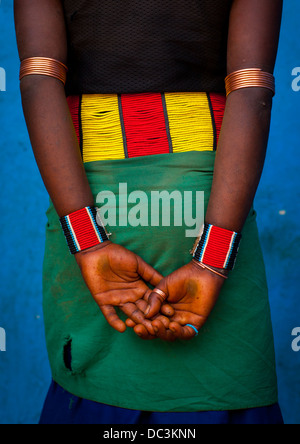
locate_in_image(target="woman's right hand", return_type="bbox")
[75,242,164,334]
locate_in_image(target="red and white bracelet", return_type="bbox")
[59,206,111,254]
[192,223,242,271]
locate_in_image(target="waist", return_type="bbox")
[67,92,226,163]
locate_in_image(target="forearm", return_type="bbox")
[205,87,273,232]
[15,0,93,217]
[20,76,94,217]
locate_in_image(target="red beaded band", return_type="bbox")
[59,206,110,254]
[192,223,242,271]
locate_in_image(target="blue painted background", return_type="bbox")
[0,0,299,424]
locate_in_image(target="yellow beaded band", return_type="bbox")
[225,68,275,97]
[19,57,68,86]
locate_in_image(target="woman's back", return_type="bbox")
[62,0,232,94]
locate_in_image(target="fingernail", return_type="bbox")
[144,306,150,316]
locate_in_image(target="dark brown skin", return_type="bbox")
[126,0,283,340]
[126,261,225,341]
[14,0,167,334]
[14,0,282,341]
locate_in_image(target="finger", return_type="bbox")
[143,288,152,303]
[121,302,156,336]
[126,300,173,337]
[144,285,168,319]
[125,318,136,328]
[134,321,175,342]
[153,315,170,329]
[100,305,127,333]
[130,310,177,341]
[134,324,156,341]
[169,310,206,328]
[136,297,174,319]
[135,298,150,312]
[169,322,198,341]
[94,290,123,306]
[125,299,149,328]
[152,319,176,342]
[136,256,163,288]
[152,318,167,336]
[143,290,174,317]
[154,319,177,342]
[95,289,141,307]
[160,304,175,317]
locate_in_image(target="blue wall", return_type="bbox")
[0,0,299,424]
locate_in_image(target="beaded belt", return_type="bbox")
[67,92,226,163]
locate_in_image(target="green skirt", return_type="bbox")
[42,150,278,412]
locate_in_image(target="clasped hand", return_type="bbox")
[75,242,225,342]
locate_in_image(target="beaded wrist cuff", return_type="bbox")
[192,223,242,271]
[59,206,110,254]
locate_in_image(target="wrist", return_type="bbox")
[191,259,228,281]
[74,240,112,265]
[59,206,112,254]
[191,223,242,271]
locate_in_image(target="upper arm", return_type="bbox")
[14,0,67,64]
[227,0,283,74]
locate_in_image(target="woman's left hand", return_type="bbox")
[127,261,226,341]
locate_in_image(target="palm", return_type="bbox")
[145,261,225,340]
[75,242,163,333]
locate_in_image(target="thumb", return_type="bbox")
[136,255,164,287]
[145,283,168,319]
